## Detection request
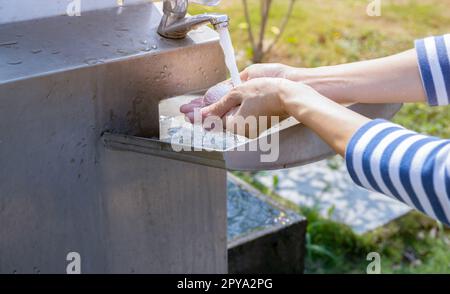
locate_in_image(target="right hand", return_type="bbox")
[240,63,299,81]
[180,63,300,121]
[200,78,298,138]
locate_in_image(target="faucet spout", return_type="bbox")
[158,13,229,39]
[157,0,229,39]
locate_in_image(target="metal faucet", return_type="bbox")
[158,0,229,39]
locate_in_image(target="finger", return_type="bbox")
[240,68,250,81]
[203,81,233,106]
[184,111,195,123]
[201,91,242,119]
[180,97,203,113]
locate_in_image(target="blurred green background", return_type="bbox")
[192,0,450,138]
[192,0,450,274]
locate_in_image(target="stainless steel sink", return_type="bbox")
[103,96,401,171]
[0,0,227,274]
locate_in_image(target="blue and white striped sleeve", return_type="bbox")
[344,35,450,225]
[345,119,450,225]
[415,34,450,106]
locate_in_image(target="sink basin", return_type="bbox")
[103,93,402,170]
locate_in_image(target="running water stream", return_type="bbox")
[217,26,242,87]
[159,26,246,150]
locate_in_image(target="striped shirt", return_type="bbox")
[345,34,450,225]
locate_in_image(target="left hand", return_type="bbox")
[181,76,370,155]
[199,78,294,138]
[180,81,234,123]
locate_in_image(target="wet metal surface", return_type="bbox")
[0,2,220,84]
[0,2,228,273]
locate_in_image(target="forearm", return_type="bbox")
[282,85,450,226]
[288,49,427,104]
[280,83,370,156]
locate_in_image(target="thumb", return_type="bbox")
[201,91,242,119]
[240,68,250,81]
[203,81,233,106]
[180,97,203,114]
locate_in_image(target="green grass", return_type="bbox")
[236,171,450,274]
[194,0,450,273]
[394,104,450,138]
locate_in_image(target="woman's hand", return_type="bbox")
[181,75,371,155]
[240,63,299,81]
[240,50,427,104]
[180,77,298,137]
[200,78,294,138]
[199,77,371,155]
[237,63,359,104]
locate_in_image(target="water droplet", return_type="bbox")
[214,68,220,73]
[7,60,22,65]
[116,49,126,54]
[115,27,129,32]
[168,73,172,78]
[140,46,151,52]
[140,40,148,45]
[101,42,110,47]
[31,49,42,54]
[163,65,168,71]
[51,50,60,55]
[151,45,157,50]
[154,77,160,82]
[84,58,99,65]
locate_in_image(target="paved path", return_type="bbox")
[254,156,411,234]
